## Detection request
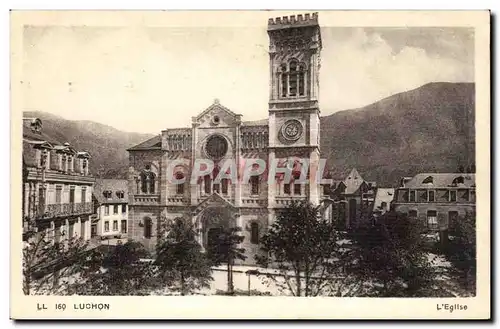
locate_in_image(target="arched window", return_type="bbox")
[212,167,220,193]
[250,175,259,195]
[422,176,434,184]
[204,174,211,194]
[140,170,156,194]
[149,172,156,194]
[293,171,302,195]
[144,217,152,239]
[140,172,148,194]
[280,64,288,98]
[250,222,259,244]
[452,176,465,186]
[298,64,305,96]
[221,178,229,195]
[175,172,184,195]
[289,60,298,96]
[280,60,306,98]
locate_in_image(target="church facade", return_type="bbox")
[127,13,329,263]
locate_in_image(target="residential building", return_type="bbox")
[372,188,395,220]
[22,117,94,242]
[127,13,328,262]
[392,173,476,232]
[92,179,128,240]
[325,168,377,229]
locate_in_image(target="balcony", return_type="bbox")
[167,196,187,205]
[133,194,160,204]
[275,196,307,207]
[44,202,93,218]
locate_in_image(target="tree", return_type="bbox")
[77,240,157,296]
[347,211,438,297]
[207,226,246,295]
[256,201,346,297]
[442,212,476,295]
[22,218,96,295]
[155,218,213,295]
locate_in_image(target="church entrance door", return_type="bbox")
[207,226,224,255]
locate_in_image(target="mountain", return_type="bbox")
[320,82,475,185]
[22,111,155,179]
[23,82,475,186]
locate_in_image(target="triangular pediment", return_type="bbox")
[193,192,236,215]
[194,100,241,128]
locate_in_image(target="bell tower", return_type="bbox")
[267,12,323,206]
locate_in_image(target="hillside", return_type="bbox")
[320,82,475,185]
[23,82,475,186]
[22,111,154,179]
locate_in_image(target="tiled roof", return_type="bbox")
[127,135,162,151]
[242,119,269,126]
[93,179,128,204]
[403,173,476,189]
[343,168,365,194]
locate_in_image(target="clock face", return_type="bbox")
[281,120,303,141]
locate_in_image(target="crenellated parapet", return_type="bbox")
[267,12,319,31]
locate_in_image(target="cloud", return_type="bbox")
[22,25,474,133]
[320,27,474,111]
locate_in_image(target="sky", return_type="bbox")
[21,15,474,134]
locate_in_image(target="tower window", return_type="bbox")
[250,176,259,195]
[289,61,298,96]
[298,64,305,96]
[279,60,307,98]
[280,64,288,97]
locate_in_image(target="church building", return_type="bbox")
[127,13,328,263]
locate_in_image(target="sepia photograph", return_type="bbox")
[10,10,490,319]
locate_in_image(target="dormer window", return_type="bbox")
[422,176,433,184]
[103,190,112,199]
[452,176,465,186]
[116,191,125,199]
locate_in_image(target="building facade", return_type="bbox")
[392,173,476,232]
[372,188,395,220]
[127,13,328,262]
[324,168,377,229]
[92,179,129,240]
[22,117,94,243]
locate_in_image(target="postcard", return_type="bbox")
[10,10,490,320]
